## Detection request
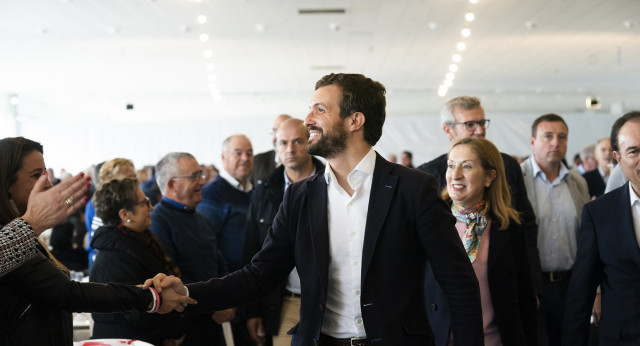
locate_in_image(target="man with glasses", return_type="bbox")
[417,96,543,299]
[151,152,234,346]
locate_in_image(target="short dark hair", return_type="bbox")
[531,113,568,137]
[315,73,386,146]
[0,137,44,224]
[402,151,413,159]
[93,178,140,227]
[610,111,640,153]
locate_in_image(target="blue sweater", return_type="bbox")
[150,200,227,284]
[196,175,251,272]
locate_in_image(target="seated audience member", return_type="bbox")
[563,111,640,345]
[151,152,233,346]
[90,178,184,345]
[85,158,137,271]
[0,136,194,345]
[582,137,613,198]
[425,137,536,346]
[49,209,88,272]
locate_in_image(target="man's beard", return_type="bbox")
[307,124,348,159]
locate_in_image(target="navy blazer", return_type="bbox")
[425,218,537,346]
[187,153,484,346]
[563,182,640,345]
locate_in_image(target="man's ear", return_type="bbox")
[613,151,621,164]
[349,112,365,132]
[443,125,455,141]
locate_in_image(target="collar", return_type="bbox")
[530,156,569,182]
[220,169,253,192]
[323,148,376,190]
[161,196,191,211]
[284,165,317,192]
[629,183,640,207]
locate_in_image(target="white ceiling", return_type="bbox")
[1,0,639,124]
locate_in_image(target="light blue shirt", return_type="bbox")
[531,157,578,272]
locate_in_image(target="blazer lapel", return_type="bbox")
[613,183,640,266]
[361,155,397,281]
[306,175,330,295]
[486,221,509,275]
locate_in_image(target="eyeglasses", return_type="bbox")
[170,170,206,181]
[135,197,152,208]
[448,119,491,131]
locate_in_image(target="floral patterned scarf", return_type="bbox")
[451,200,489,263]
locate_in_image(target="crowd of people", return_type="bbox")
[1,72,639,346]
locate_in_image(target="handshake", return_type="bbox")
[143,273,196,314]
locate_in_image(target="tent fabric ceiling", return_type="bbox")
[0,0,639,123]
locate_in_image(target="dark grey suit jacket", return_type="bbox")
[251,149,277,186]
[563,182,640,346]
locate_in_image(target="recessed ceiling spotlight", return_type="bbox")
[469,0,478,3]
[525,21,537,29]
[449,64,458,72]
[203,49,213,58]
[623,20,635,29]
[446,72,455,81]
[255,24,265,33]
[427,22,438,30]
[444,79,453,87]
[208,74,217,82]
[465,13,475,22]
[461,28,471,37]
[9,96,19,105]
[197,15,207,24]
[438,85,448,97]
[457,42,466,51]
[329,23,340,31]
[199,33,209,42]
[209,83,217,90]
[452,54,462,63]
[206,63,216,71]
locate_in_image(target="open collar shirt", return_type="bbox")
[531,157,578,272]
[321,148,376,339]
[220,169,253,193]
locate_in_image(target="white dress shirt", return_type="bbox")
[628,183,640,248]
[321,148,376,338]
[219,169,253,192]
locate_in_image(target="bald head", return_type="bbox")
[276,118,312,173]
[272,114,292,146]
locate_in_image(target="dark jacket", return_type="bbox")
[90,225,184,345]
[186,153,484,346]
[426,217,537,346]
[242,157,324,335]
[418,152,543,294]
[582,169,606,198]
[0,244,152,346]
[251,149,277,186]
[563,182,640,346]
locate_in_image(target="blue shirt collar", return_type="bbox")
[161,196,191,211]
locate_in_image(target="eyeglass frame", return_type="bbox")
[447,119,491,131]
[170,169,206,181]
[134,197,152,209]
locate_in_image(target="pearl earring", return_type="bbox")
[126,219,131,223]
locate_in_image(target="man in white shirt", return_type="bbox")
[150,73,483,346]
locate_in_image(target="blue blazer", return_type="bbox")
[425,217,537,346]
[187,153,484,346]
[563,182,640,345]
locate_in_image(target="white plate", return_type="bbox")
[73,339,153,346]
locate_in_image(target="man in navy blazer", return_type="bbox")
[149,73,483,345]
[563,111,640,345]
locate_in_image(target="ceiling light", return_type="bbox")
[623,20,635,29]
[203,49,213,58]
[461,28,471,37]
[449,64,458,72]
[10,96,19,105]
[438,86,448,97]
[328,23,340,31]
[457,42,466,51]
[444,79,453,87]
[209,83,217,90]
[208,74,217,82]
[465,13,475,22]
[469,0,478,3]
[446,72,455,81]
[199,33,209,42]
[197,15,207,24]
[452,54,462,63]
[206,63,216,71]
[525,21,537,29]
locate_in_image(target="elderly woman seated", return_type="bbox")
[426,138,537,346]
[91,177,185,345]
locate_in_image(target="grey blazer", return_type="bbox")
[520,158,590,227]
